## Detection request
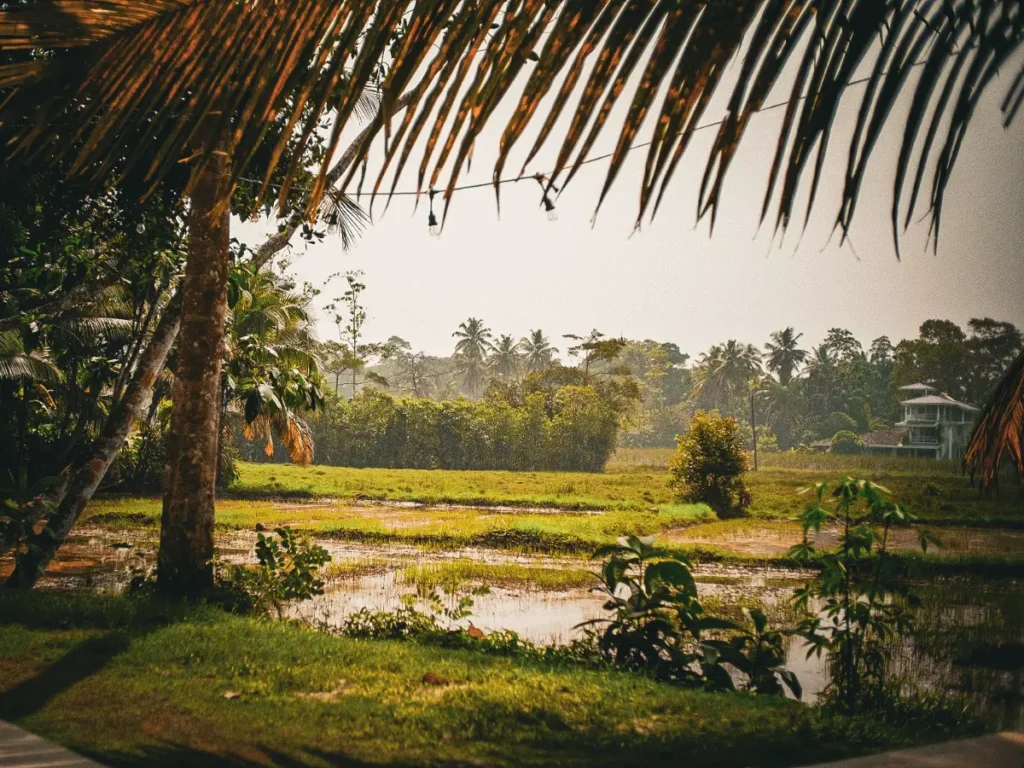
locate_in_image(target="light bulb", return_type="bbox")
[428,212,441,237]
[136,222,146,234]
[543,198,557,222]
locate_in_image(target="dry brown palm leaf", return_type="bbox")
[241,410,314,464]
[1,0,1021,240]
[965,351,1024,490]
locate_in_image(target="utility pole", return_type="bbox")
[750,384,759,472]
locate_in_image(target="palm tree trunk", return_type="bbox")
[157,134,233,598]
[4,297,181,587]
[4,96,415,588]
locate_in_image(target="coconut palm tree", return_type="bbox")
[692,341,763,414]
[453,318,494,359]
[490,335,523,381]
[765,328,808,387]
[520,330,559,374]
[453,318,494,398]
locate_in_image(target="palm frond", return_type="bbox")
[0,330,64,382]
[57,316,136,344]
[242,410,314,464]
[1,0,1020,243]
[318,189,369,251]
[965,350,1024,489]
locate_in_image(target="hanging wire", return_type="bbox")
[237,63,929,204]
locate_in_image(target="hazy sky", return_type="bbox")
[235,56,1024,362]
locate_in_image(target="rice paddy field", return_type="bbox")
[227,451,1024,526]
[3,451,1022,766]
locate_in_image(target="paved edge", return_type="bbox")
[803,731,1024,768]
[0,719,106,767]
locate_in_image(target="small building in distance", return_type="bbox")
[860,383,979,460]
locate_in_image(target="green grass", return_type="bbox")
[0,591,982,767]
[82,496,714,554]
[224,461,1024,527]
[401,559,597,592]
[232,461,678,510]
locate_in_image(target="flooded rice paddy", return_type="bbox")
[5,515,1022,731]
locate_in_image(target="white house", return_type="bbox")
[895,383,979,459]
[860,384,979,459]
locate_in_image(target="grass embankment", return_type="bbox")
[0,591,980,768]
[83,496,713,554]
[227,459,1024,526]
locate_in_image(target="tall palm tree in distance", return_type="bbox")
[490,335,523,382]
[453,318,494,398]
[765,328,808,386]
[692,341,763,413]
[520,330,559,374]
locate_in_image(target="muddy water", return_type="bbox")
[7,527,1022,730]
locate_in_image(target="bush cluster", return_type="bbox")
[669,410,751,517]
[239,384,623,472]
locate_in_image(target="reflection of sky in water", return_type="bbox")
[19,527,1023,731]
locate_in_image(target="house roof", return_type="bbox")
[901,393,979,411]
[860,427,908,447]
[898,382,936,391]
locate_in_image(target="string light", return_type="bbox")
[535,173,558,222]
[427,188,441,237]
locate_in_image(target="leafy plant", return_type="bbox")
[0,469,60,569]
[339,603,601,668]
[788,479,935,713]
[581,535,798,696]
[226,526,331,616]
[669,410,751,518]
[706,608,801,698]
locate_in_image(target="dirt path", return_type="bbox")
[803,731,1024,767]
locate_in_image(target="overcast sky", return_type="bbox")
[235,55,1024,363]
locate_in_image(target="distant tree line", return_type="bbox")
[238,369,637,473]
[356,316,1023,456]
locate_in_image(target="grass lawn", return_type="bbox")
[0,591,981,768]
[225,460,1024,526]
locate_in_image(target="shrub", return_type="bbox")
[669,410,750,518]
[117,419,168,493]
[830,430,862,454]
[223,527,331,616]
[582,535,799,696]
